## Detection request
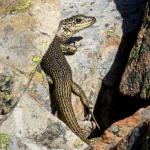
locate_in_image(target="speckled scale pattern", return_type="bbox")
[41,36,89,144]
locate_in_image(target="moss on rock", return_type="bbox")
[0,133,10,150]
[13,0,32,12]
[0,0,32,15]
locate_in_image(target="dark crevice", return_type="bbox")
[89,0,149,138]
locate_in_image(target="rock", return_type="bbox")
[0,0,89,149]
[0,1,89,149]
[93,106,150,150]
[58,0,147,119]
[29,0,149,142]
[1,0,149,149]
[25,0,123,135]
[36,1,143,138]
[0,0,60,75]
[0,93,89,150]
[120,5,150,99]
[0,0,60,117]
[58,0,123,119]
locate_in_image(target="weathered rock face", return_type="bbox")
[52,0,147,135]
[93,106,150,150]
[26,0,124,135]
[0,0,89,150]
[120,8,150,99]
[0,0,149,149]
[60,0,123,119]
[0,94,89,150]
[0,0,60,116]
[0,0,60,75]
[0,0,32,15]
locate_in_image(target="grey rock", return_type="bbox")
[0,0,60,75]
[0,0,89,149]
[59,0,123,117]
[0,93,88,150]
[0,0,60,116]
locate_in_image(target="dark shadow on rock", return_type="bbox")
[66,36,83,44]
[90,0,149,138]
[49,83,57,115]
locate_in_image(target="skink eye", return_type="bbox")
[76,18,82,23]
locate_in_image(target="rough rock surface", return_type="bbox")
[0,0,58,134]
[58,0,147,119]
[0,0,149,149]
[26,0,123,132]
[120,6,150,99]
[0,0,60,75]
[0,0,60,117]
[60,0,123,119]
[28,1,149,148]
[0,0,89,150]
[93,105,150,150]
[0,94,88,150]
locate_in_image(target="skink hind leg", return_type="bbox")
[71,81,100,130]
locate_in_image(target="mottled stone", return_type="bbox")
[0,0,60,75]
[0,0,60,117]
[0,63,28,122]
[93,106,150,150]
[0,0,92,148]
[0,93,88,150]
[0,0,148,149]
[0,0,86,149]
[59,0,123,119]
[120,7,150,99]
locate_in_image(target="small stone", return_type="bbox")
[110,125,119,134]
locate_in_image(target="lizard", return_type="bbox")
[41,14,98,145]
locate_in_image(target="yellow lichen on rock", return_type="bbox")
[0,133,9,150]
[14,0,32,12]
[0,0,32,15]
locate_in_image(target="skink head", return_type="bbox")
[57,14,96,42]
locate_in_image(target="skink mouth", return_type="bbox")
[91,17,96,24]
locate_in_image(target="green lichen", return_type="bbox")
[127,73,142,89]
[141,77,149,99]
[130,41,143,62]
[34,69,46,82]
[135,74,142,85]
[12,0,32,12]
[0,0,32,15]
[41,41,49,50]
[105,25,117,38]
[4,94,13,101]
[4,76,12,83]
[39,70,46,81]
[106,29,115,37]
[0,133,10,150]
[141,88,147,99]
[73,138,84,149]
[32,55,41,64]
[110,125,120,135]
[30,55,41,80]
[29,69,36,81]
